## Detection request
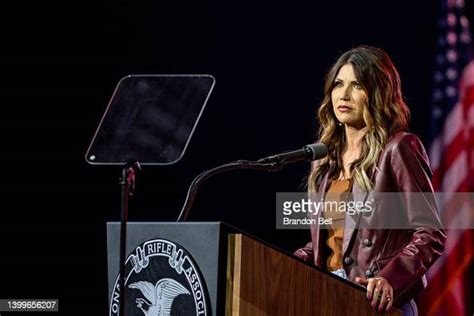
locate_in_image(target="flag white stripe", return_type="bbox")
[441,150,467,193]
[451,278,464,312]
[430,102,464,171]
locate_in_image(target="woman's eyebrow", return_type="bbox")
[334,78,360,84]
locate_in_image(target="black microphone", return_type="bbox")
[257,143,328,164]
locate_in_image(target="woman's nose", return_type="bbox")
[340,88,351,100]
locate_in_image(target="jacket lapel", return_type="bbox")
[342,162,378,255]
[312,172,330,266]
[342,180,367,255]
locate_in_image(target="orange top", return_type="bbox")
[323,179,352,271]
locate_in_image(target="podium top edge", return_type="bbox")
[106,221,227,225]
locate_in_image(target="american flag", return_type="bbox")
[418,0,474,315]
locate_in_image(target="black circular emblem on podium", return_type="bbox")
[109,238,210,316]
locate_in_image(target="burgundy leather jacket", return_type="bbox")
[294,132,446,306]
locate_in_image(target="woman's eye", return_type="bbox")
[334,81,343,88]
[353,83,362,89]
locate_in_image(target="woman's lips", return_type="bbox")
[337,105,352,112]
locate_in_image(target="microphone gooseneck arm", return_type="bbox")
[176,160,283,222]
[176,143,328,222]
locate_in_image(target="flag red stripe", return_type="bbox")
[419,229,474,315]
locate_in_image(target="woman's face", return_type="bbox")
[331,63,368,129]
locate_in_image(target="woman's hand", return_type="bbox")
[355,276,393,312]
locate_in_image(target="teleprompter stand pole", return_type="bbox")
[119,160,141,316]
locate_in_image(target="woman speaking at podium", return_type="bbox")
[294,46,446,315]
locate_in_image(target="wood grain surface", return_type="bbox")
[226,234,401,316]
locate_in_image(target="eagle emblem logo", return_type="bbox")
[109,239,209,316]
[129,278,190,316]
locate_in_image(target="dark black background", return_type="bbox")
[0,1,472,315]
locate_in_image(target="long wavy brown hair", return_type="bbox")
[308,46,410,192]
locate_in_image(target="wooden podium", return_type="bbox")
[107,222,400,315]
